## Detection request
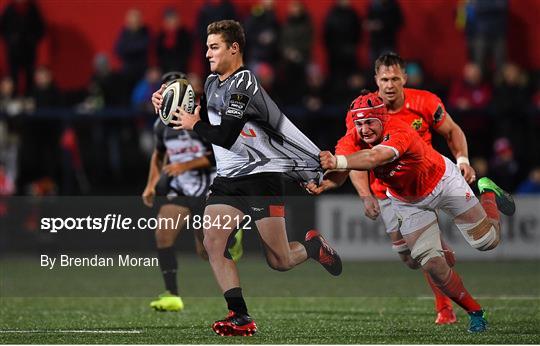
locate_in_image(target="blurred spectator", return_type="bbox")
[324,0,361,83]
[196,0,237,75]
[30,66,61,109]
[494,63,529,111]
[303,63,326,113]
[516,167,540,195]
[157,8,192,74]
[493,63,530,148]
[0,121,18,195]
[464,0,508,76]
[404,60,446,99]
[471,156,489,179]
[448,62,492,111]
[253,63,276,97]
[77,53,127,112]
[0,0,45,96]
[365,0,403,64]
[0,76,24,115]
[131,66,161,113]
[244,0,280,70]
[489,137,519,192]
[405,62,425,89]
[115,8,150,93]
[279,0,313,105]
[0,161,15,196]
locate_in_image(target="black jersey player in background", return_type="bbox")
[152,20,342,336]
[143,71,243,312]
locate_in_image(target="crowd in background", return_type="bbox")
[0,0,539,196]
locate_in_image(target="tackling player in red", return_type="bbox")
[308,92,515,333]
[346,53,476,325]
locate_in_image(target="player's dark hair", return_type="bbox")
[161,71,186,84]
[207,20,245,53]
[374,52,406,74]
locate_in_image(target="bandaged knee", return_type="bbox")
[456,217,498,251]
[410,223,444,266]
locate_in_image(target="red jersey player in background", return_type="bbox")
[309,92,516,333]
[346,53,476,325]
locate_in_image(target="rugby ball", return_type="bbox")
[159,78,195,126]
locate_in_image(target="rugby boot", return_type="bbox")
[478,177,516,216]
[305,230,342,276]
[150,292,184,312]
[212,310,257,336]
[435,307,457,325]
[468,310,488,333]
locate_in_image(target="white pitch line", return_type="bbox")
[417,296,540,300]
[0,330,142,334]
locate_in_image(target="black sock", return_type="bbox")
[157,246,178,295]
[301,238,320,260]
[224,287,248,315]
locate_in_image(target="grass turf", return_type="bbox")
[1,256,539,344]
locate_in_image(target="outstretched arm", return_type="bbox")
[320,146,396,171]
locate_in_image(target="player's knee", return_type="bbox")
[155,230,175,248]
[421,256,450,285]
[203,234,225,255]
[457,217,499,251]
[410,223,444,267]
[393,239,420,269]
[400,254,421,270]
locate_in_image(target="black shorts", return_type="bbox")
[206,172,285,221]
[154,174,206,216]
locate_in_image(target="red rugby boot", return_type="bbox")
[305,230,342,276]
[435,307,457,325]
[212,311,257,336]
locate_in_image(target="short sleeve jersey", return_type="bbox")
[343,88,448,198]
[336,118,446,202]
[154,119,215,197]
[204,68,322,183]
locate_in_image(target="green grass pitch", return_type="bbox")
[1,256,539,344]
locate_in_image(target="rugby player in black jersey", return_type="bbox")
[144,71,243,313]
[152,21,342,336]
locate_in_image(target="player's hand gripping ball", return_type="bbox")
[159,78,195,127]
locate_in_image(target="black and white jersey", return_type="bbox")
[202,68,322,183]
[154,119,215,197]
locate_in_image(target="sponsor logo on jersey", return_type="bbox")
[383,134,390,142]
[240,129,257,137]
[411,118,423,131]
[226,93,250,118]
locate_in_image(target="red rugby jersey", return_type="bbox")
[336,118,445,202]
[343,88,448,199]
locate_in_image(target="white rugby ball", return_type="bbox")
[159,78,195,126]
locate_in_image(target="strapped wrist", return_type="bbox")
[456,156,470,166]
[335,155,348,169]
